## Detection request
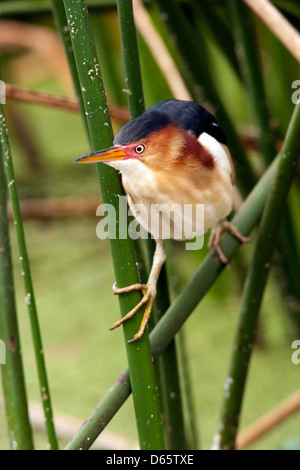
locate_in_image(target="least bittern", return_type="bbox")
[76,99,249,341]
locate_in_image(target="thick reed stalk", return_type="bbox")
[116,0,186,449]
[229,0,276,163]
[0,105,58,449]
[0,108,34,450]
[59,0,165,449]
[229,0,300,334]
[218,101,300,449]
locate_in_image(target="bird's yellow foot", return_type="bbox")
[110,281,157,342]
[208,219,250,264]
[110,240,165,342]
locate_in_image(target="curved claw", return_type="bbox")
[110,282,156,342]
[208,219,250,264]
[109,240,166,341]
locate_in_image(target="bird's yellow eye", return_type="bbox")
[134,144,145,154]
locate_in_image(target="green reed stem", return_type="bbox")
[60,0,165,450]
[229,0,300,334]
[229,0,276,163]
[51,0,88,134]
[0,106,58,449]
[116,0,144,119]
[154,0,256,195]
[116,0,186,449]
[218,102,300,449]
[0,110,34,450]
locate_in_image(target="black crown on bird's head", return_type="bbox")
[114,99,227,146]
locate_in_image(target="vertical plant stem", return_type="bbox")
[195,2,241,75]
[60,0,165,449]
[229,0,300,334]
[0,105,58,449]
[0,111,34,450]
[154,282,187,449]
[218,102,300,450]
[154,0,256,195]
[116,0,186,449]
[51,0,89,136]
[262,27,293,134]
[177,329,199,449]
[116,0,144,119]
[243,0,300,63]
[229,0,276,163]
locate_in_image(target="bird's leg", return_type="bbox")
[208,218,250,264]
[110,239,166,342]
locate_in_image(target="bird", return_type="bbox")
[75,99,249,341]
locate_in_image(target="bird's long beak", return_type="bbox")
[75,146,127,164]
